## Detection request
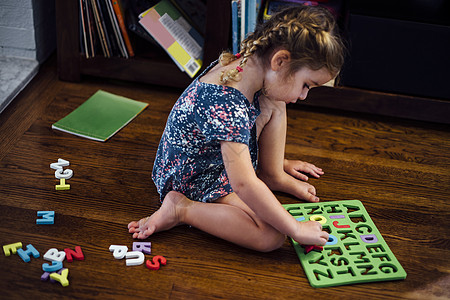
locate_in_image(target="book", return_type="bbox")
[231,0,241,54]
[90,0,111,57]
[80,0,98,58]
[86,0,97,57]
[111,0,135,57]
[171,0,206,36]
[80,0,134,58]
[241,0,246,42]
[123,0,161,48]
[247,0,257,36]
[240,0,263,42]
[138,0,204,78]
[52,90,149,142]
[96,0,120,57]
[104,0,128,58]
[79,0,90,58]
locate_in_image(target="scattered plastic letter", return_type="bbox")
[3,242,22,256]
[17,244,40,262]
[125,251,145,266]
[44,248,66,262]
[42,260,63,272]
[55,178,70,190]
[37,211,55,225]
[64,246,84,262]
[50,158,70,170]
[132,242,151,254]
[109,245,128,259]
[50,268,69,287]
[146,255,167,270]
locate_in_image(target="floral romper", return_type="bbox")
[152,61,261,203]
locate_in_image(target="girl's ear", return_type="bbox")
[270,50,291,71]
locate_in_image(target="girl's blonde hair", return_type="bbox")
[219,5,345,84]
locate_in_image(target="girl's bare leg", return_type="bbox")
[128,191,286,252]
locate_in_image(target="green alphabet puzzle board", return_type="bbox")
[283,200,407,288]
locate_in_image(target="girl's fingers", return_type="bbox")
[308,170,321,178]
[285,160,324,180]
[306,164,324,176]
[293,170,309,181]
[128,221,138,229]
[319,237,328,245]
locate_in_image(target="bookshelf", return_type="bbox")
[55,0,449,124]
[55,0,230,88]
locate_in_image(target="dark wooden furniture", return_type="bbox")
[55,0,449,124]
[1,55,449,299]
[55,0,230,88]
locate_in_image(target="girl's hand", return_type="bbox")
[293,221,329,246]
[284,159,324,181]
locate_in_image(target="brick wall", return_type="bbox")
[0,0,56,63]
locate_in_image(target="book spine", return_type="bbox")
[79,0,90,58]
[96,0,117,57]
[90,0,110,57]
[231,0,239,54]
[247,0,257,35]
[104,0,128,58]
[111,0,135,57]
[241,0,246,42]
[84,0,96,57]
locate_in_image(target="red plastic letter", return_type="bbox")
[64,246,84,262]
[146,255,167,270]
[333,220,350,228]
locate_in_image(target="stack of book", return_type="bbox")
[231,0,263,54]
[138,0,205,78]
[79,0,135,58]
[79,0,205,78]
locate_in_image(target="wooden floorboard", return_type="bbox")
[0,55,449,299]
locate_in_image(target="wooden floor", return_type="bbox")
[0,55,449,299]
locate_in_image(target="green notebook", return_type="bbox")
[52,90,148,142]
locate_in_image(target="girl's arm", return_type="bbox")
[257,99,320,202]
[221,140,328,245]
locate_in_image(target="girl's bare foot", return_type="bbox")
[128,191,190,239]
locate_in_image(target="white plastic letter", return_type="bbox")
[50,158,70,170]
[44,248,66,262]
[125,251,145,266]
[55,168,73,179]
[109,245,128,259]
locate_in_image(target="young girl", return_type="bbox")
[128,6,345,252]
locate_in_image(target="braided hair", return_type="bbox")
[219,5,345,84]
